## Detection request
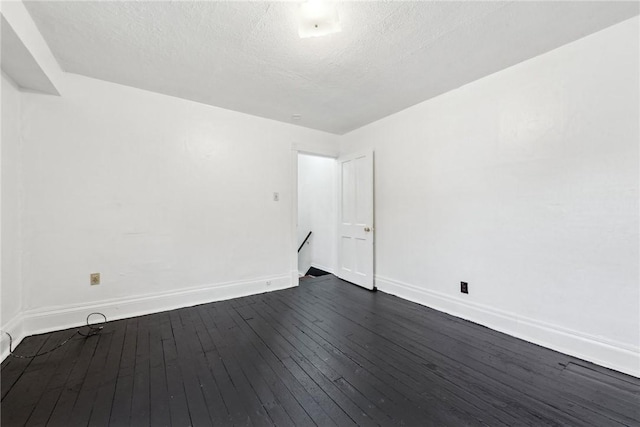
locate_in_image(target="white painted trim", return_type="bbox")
[292,141,340,159]
[0,312,26,362]
[299,264,335,277]
[1,274,292,362]
[376,275,640,378]
[290,269,300,288]
[291,147,300,287]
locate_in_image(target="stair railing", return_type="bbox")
[298,231,312,253]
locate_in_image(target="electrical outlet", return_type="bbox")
[266,281,272,286]
[90,273,101,286]
[460,281,468,294]
[273,192,279,202]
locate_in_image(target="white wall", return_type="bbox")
[340,17,639,376]
[16,72,337,333]
[297,153,336,275]
[1,72,24,355]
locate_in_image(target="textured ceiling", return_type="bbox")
[24,1,639,134]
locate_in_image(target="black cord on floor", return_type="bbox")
[1,312,107,359]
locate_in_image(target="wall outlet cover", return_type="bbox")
[461,281,468,294]
[90,273,101,286]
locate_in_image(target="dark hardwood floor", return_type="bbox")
[2,275,639,426]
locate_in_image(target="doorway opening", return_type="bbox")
[297,153,337,279]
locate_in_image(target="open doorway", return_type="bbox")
[297,153,337,279]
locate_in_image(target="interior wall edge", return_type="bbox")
[376,275,640,378]
[0,312,25,362]
[0,0,65,94]
[0,273,292,363]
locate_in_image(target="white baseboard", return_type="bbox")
[299,264,333,277]
[1,312,26,362]
[376,275,640,378]
[7,273,637,378]
[291,270,301,286]
[1,274,293,363]
[311,263,334,274]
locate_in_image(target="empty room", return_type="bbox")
[1,0,639,426]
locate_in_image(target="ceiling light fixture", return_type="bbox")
[298,0,341,39]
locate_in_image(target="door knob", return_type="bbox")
[364,227,371,232]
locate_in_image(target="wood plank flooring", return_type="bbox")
[2,275,639,426]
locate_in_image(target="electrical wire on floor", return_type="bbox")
[1,312,107,359]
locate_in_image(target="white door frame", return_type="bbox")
[290,142,339,288]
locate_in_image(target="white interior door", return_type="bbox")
[337,150,374,290]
